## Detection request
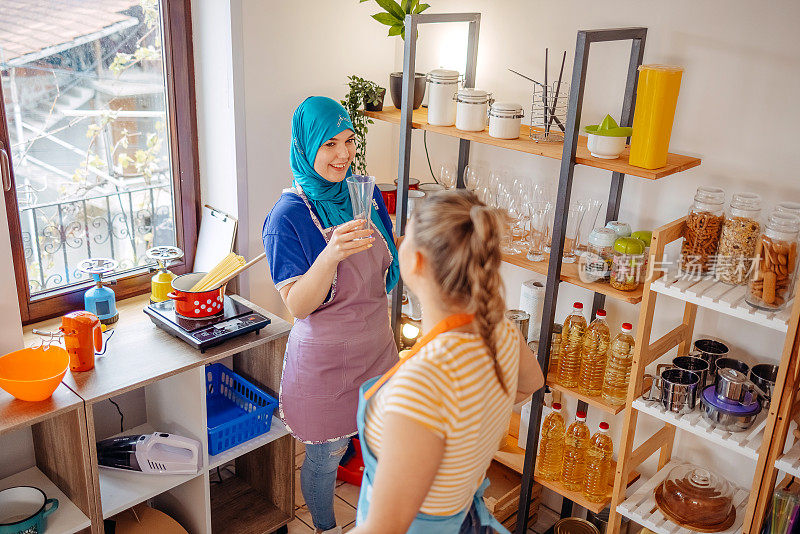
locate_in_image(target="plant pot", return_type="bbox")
[389,72,425,110]
[364,88,386,112]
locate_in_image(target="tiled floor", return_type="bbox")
[287,440,359,533]
[286,440,550,533]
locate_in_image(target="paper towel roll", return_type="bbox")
[519,279,545,342]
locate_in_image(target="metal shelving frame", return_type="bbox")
[390,18,650,534]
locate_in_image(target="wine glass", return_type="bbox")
[464,165,481,192]
[439,163,456,190]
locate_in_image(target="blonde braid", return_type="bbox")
[410,190,508,392]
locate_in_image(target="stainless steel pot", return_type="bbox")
[672,356,710,388]
[715,357,749,376]
[701,395,760,431]
[714,367,762,405]
[692,339,730,376]
[750,364,779,409]
[642,368,700,414]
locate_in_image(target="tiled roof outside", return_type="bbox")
[0,0,141,65]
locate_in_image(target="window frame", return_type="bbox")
[1,0,200,324]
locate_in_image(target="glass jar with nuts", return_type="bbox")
[746,212,800,311]
[715,193,762,285]
[681,186,725,276]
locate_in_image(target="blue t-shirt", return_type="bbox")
[262,187,394,291]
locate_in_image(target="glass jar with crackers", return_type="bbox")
[746,212,800,310]
[681,186,725,276]
[715,193,762,285]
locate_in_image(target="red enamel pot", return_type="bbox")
[167,273,225,318]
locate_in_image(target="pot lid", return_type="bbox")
[702,385,761,415]
[456,88,490,102]
[428,68,460,80]
[718,367,748,384]
[657,463,734,530]
[491,101,523,113]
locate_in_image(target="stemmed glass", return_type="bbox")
[439,163,456,190]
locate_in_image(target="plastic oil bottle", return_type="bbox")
[561,410,590,491]
[557,302,587,389]
[583,421,614,502]
[579,309,611,396]
[535,402,565,481]
[602,323,636,405]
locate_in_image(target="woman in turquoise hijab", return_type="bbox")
[263,96,399,534]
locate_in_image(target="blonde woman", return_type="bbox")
[351,190,544,533]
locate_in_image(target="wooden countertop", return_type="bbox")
[0,384,83,436]
[22,294,292,405]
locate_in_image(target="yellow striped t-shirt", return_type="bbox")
[363,318,520,516]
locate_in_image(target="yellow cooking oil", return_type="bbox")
[601,323,636,405]
[557,302,587,389]
[583,422,614,502]
[535,402,565,481]
[579,309,610,396]
[561,411,590,491]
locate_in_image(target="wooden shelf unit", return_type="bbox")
[365,107,701,181]
[608,217,800,534]
[0,384,94,534]
[545,374,626,415]
[13,294,295,534]
[502,252,643,304]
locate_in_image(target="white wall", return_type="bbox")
[206,0,800,506]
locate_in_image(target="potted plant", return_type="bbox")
[341,75,385,175]
[359,0,431,109]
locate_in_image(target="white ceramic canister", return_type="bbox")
[489,102,524,139]
[426,69,460,126]
[455,88,492,132]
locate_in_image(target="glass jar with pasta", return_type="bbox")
[681,186,725,276]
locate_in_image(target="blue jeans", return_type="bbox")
[458,500,495,534]
[301,436,350,531]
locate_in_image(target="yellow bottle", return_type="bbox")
[558,302,586,389]
[579,309,611,396]
[535,402,565,481]
[602,323,636,405]
[628,65,684,170]
[561,410,590,491]
[583,422,614,503]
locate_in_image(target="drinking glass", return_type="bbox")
[576,198,604,256]
[562,203,587,263]
[464,165,481,192]
[439,163,456,190]
[346,174,376,232]
[498,187,522,255]
[527,200,552,261]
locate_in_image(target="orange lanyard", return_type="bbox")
[364,313,474,400]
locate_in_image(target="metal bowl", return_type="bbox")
[700,385,761,432]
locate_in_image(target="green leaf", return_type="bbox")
[372,12,400,26]
[401,0,410,11]
[359,0,371,3]
[375,0,405,20]
[413,2,429,13]
[408,0,419,12]
[388,24,402,36]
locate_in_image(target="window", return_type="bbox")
[0,0,199,323]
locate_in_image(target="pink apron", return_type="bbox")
[279,187,398,444]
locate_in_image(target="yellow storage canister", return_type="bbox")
[628,65,684,170]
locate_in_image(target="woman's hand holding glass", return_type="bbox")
[322,219,375,264]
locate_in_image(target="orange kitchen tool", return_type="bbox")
[60,311,103,372]
[0,346,69,401]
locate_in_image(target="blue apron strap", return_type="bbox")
[472,478,512,534]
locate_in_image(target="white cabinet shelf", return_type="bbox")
[633,398,765,460]
[208,416,289,470]
[650,273,792,332]
[775,441,800,478]
[0,467,91,534]
[617,459,749,534]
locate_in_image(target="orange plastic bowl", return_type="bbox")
[0,346,69,401]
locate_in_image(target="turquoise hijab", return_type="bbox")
[290,96,399,292]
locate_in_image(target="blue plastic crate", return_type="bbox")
[205,363,278,456]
